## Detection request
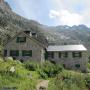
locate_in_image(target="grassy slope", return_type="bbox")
[0,58,90,90]
[0,58,40,90]
[48,70,88,90]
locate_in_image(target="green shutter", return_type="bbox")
[22,50,32,56]
[45,52,48,59]
[75,64,80,68]
[51,52,54,58]
[59,52,61,58]
[16,37,26,43]
[4,50,7,56]
[73,52,82,58]
[10,50,19,56]
[17,37,19,43]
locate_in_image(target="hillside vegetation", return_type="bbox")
[0,58,39,90]
[0,57,90,90]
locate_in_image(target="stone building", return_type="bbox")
[3,31,88,71]
[4,31,46,62]
[46,45,87,71]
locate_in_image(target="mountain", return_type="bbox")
[0,1,90,49]
[50,25,90,49]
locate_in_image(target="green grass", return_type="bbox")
[48,69,89,90]
[0,58,90,90]
[0,59,39,90]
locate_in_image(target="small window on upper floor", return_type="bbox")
[72,52,82,58]
[16,37,26,43]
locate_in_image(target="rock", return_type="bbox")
[5,57,13,61]
[10,66,15,73]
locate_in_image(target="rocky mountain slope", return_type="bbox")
[0,0,90,49]
[50,25,90,49]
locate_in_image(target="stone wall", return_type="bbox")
[47,51,88,71]
[4,32,45,62]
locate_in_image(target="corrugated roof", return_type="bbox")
[47,45,87,52]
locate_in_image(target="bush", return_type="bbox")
[38,69,48,79]
[48,71,87,90]
[24,61,39,71]
[38,61,63,78]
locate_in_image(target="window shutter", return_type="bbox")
[75,64,80,68]
[10,50,19,56]
[52,52,54,58]
[73,52,82,58]
[22,50,32,57]
[4,50,7,56]
[59,52,61,58]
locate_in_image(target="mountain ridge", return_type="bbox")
[0,1,90,49]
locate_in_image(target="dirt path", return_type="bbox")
[36,80,49,90]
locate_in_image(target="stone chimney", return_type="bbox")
[24,31,37,38]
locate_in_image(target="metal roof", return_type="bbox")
[47,45,87,52]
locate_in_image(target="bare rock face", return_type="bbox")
[0,0,4,3]
[0,0,11,11]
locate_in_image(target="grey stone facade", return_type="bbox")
[4,32,45,62]
[3,31,88,71]
[47,51,88,71]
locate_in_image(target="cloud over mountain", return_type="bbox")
[49,9,83,26]
[5,0,90,27]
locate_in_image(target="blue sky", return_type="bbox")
[5,0,90,27]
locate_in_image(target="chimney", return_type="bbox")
[24,31,37,38]
[31,32,37,37]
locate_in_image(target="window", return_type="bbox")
[10,50,19,56]
[59,52,68,58]
[4,50,7,56]
[22,50,32,56]
[16,37,26,43]
[75,64,80,68]
[61,52,68,58]
[72,52,82,58]
[47,52,54,58]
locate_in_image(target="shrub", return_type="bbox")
[48,71,87,90]
[38,69,48,79]
[24,61,39,71]
[38,61,63,78]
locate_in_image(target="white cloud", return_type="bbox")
[6,0,90,27]
[49,10,60,19]
[49,9,83,26]
[49,0,90,27]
